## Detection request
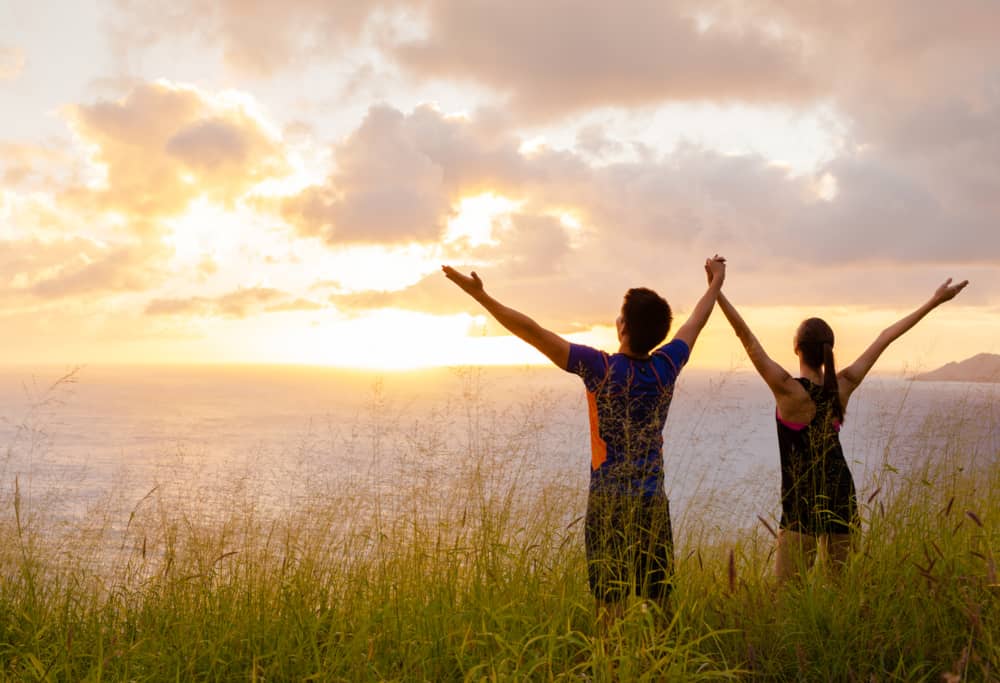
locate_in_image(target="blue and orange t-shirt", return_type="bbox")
[566,339,690,497]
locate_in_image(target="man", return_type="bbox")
[442,255,725,625]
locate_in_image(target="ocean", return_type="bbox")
[1,364,996,545]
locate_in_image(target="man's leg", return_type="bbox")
[586,494,628,632]
[638,494,674,622]
[775,528,818,583]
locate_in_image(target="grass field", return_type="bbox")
[0,379,997,681]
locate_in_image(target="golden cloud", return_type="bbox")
[0,46,25,81]
[0,237,168,300]
[64,81,290,223]
[145,287,324,318]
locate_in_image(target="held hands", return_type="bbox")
[442,265,486,299]
[704,254,726,286]
[931,277,969,306]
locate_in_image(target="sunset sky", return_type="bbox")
[1,2,997,371]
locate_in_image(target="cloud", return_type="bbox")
[0,238,92,290]
[301,102,998,329]
[64,81,289,223]
[14,3,1000,338]
[301,104,997,262]
[0,236,167,300]
[145,287,323,318]
[29,243,168,299]
[109,0,412,76]
[281,104,526,244]
[0,81,291,306]
[0,141,81,190]
[266,298,326,313]
[166,118,265,172]
[393,1,818,120]
[110,3,818,119]
[736,1,1000,218]
[0,47,25,81]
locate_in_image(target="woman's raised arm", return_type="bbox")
[838,278,969,403]
[717,292,801,401]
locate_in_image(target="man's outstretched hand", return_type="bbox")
[442,265,485,299]
[704,254,727,286]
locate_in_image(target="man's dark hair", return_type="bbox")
[621,288,672,355]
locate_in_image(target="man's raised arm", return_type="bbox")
[442,266,571,370]
[672,255,726,352]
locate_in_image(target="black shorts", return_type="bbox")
[779,468,859,536]
[585,492,674,603]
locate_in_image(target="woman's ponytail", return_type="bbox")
[797,318,844,423]
[822,341,844,422]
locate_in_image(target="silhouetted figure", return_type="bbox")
[714,275,968,581]
[443,256,726,626]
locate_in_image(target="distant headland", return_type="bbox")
[912,353,1000,383]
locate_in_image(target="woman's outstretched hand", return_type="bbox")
[704,254,727,286]
[932,277,969,305]
[442,265,485,299]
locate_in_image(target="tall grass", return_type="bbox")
[0,370,996,681]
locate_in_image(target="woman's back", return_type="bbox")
[776,378,857,535]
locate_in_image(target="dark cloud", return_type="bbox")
[110,2,820,119]
[304,102,997,328]
[737,1,1000,234]
[281,104,527,244]
[287,103,1000,262]
[14,3,999,332]
[394,1,818,120]
[166,118,260,171]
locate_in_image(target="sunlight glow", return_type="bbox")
[258,309,531,370]
[212,308,631,371]
[249,146,328,198]
[815,172,839,201]
[557,212,581,231]
[518,136,547,156]
[164,199,245,264]
[308,243,441,293]
[444,193,523,247]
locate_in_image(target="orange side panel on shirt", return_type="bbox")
[586,390,607,471]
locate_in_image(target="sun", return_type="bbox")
[444,193,523,247]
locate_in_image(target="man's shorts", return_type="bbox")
[584,491,674,603]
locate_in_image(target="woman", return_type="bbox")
[713,274,968,580]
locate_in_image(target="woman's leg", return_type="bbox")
[824,532,853,574]
[595,598,625,634]
[775,528,818,583]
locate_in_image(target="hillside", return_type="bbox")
[913,353,1000,383]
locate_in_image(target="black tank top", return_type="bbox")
[775,378,858,534]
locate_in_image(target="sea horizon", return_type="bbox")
[2,362,995,542]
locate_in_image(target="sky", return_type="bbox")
[0,1,997,371]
